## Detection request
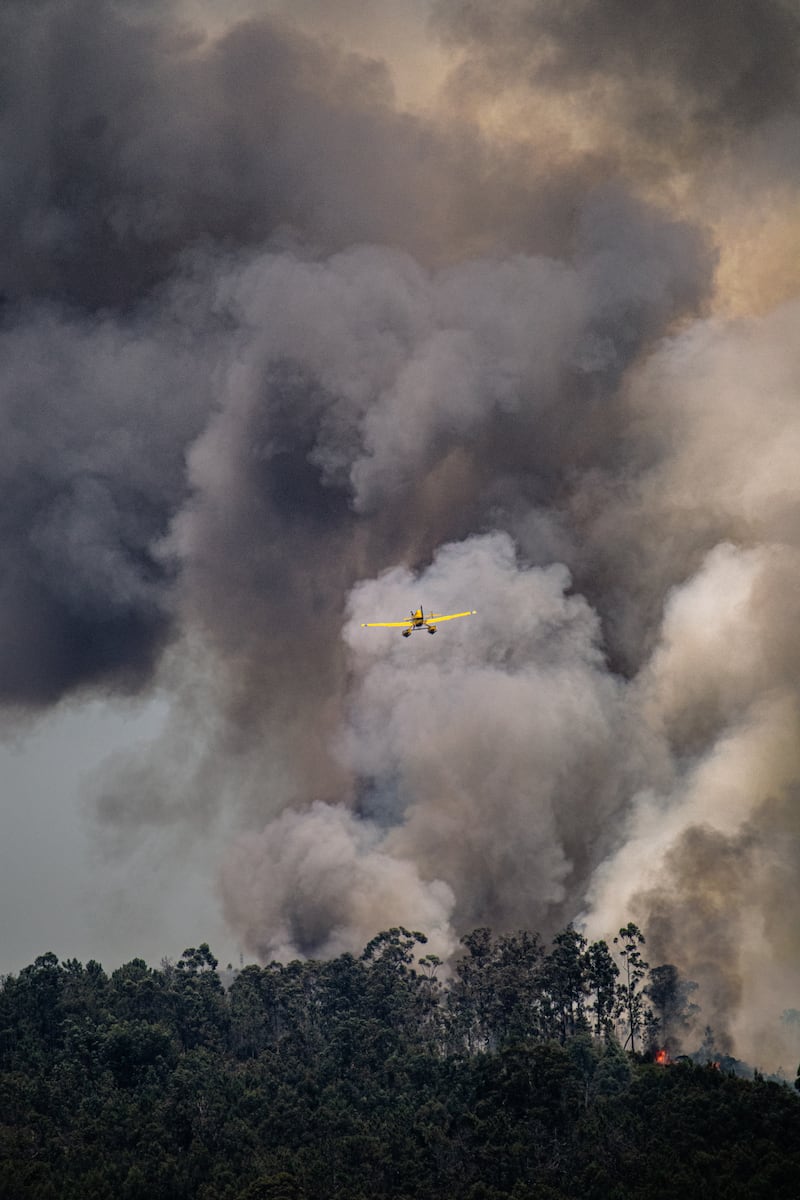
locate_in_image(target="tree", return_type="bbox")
[584,940,619,1041]
[100,1019,174,1087]
[446,928,548,1052]
[171,944,229,1050]
[111,959,167,1024]
[644,963,699,1053]
[228,964,285,1058]
[360,927,429,1031]
[544,926,589,1042]
[446,927,497,1053]
[613,923,649,1053]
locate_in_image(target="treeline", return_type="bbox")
[1,926,799,1199]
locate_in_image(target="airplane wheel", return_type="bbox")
[428,627,436,635]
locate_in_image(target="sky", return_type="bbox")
[0,697,232,971]
[2,0,800,1068]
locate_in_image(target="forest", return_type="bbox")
[1,924,799,1199]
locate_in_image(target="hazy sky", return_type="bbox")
[2,0,800,1067]
[0,697,240,973]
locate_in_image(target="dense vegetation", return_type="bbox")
[1,926,799,1199]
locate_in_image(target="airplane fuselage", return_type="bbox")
[403,608,437,636]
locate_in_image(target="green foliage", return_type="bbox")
[1,929,798,1199]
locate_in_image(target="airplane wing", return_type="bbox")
[429,610,477,622]
[361,620,414,628]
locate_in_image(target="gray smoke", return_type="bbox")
[4,0,800,1066]
[0,294,215,705]
[432,0,800,160]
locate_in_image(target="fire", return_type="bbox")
[655,1049,670,1065]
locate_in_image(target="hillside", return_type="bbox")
[2,927,799,1199]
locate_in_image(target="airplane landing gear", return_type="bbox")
[402,629,412,638]
[428,626,437,634]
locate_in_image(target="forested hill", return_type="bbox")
[1,927,799,1200]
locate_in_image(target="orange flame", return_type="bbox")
[655,1049,670,1065]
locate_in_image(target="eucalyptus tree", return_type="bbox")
[613,923,650,1053]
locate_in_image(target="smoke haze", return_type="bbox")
[3,0,800,1066]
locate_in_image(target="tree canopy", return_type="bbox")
[1,925,798,1199]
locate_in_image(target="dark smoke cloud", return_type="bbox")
[4,0,800,1066]
[432,0,800,157]
[0,0,504,706]
[0,0,654,707]
[0,295,214,705]
[0,0,622,312]
[0,0,418,306]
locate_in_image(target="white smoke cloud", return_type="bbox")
[577,299,800,1057]
[219,532,670,960]
[220,800,457,963]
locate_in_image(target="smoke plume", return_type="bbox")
[4,0,800,1066]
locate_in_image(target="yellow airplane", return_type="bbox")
[361,606,477,637]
